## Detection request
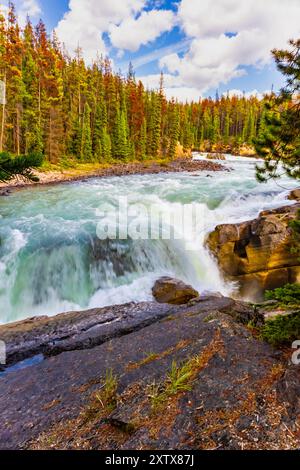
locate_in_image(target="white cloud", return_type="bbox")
[158,0,300,95]
[109,9,175,52]
[224,89,272,100]
[18,0,41,25]
[0,3,9,17]
[55,0,175,63]
[128,38,191,70]
[178,0,265,39]
[139,73,183,91]
[1,0,41,25]
[139,73,202,102]
[164,86,202,103]
[20,0,41,17]
[56,0,146,62]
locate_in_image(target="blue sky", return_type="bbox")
[39,0,68,30]
[3,0,300,101]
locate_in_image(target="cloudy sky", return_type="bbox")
[2,0,300,101]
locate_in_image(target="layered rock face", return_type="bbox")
[207,202,300,300]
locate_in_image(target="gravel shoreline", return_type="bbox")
[0,158,228,195]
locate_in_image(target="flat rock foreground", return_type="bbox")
[0,295,299,450]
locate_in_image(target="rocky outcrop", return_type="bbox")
[288,189,300,201]
[0,294,299,450]
[152,277,199,305]
[207,202,300,300]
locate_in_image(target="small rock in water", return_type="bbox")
[0,189,12,197]
[152,277,199,305]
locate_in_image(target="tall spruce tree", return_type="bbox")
[168,99,180,159]
[112,106,129,160]
[255,39,300,181]
[81,103,93,161]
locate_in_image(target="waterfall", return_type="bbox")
[0,155,297,324]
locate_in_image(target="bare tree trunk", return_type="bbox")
[16,103,21,155]
[78,84,81,124]
[0,71,7,152]
[48,110,52,162]
[38,78,41,127]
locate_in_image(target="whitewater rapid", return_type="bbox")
[0,154,298,324]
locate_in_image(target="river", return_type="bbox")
[0,154,298,324]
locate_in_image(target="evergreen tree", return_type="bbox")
[22,18,43,154]
[102,127,112,161]
[255,39,300,181]
[0,10,7,153]
[212,109,221,144]
[149,92,162,157]
[224,113,230,144]
[93,100,105,161]
[139,118,147,161]
[168,100,180,159]
[81,103,93,161]
[112,106,130,160]
[0,151,43,182]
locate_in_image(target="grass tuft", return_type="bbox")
[82,369,118,423]
[150,331,224,412]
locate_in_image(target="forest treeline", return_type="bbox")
[0,3,271,164]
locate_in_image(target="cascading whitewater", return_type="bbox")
[0,155,298,324]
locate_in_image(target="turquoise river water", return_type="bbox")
[0,154,298,324]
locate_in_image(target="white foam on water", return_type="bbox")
[0,154,298,324]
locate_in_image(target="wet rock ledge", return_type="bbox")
[0,292,299,450]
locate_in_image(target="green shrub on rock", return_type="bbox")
[0,152,43,182]
[265,284,300,307]
[261,312,300,347]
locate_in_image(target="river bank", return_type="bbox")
[0,158,227,194]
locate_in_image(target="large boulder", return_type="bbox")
[207,203,300,300]
[288,189,300,201]
[152,277,199,305]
